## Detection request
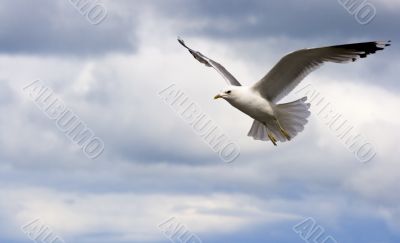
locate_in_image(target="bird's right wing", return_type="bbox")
[178,38,241,86]
[252,41,391,103]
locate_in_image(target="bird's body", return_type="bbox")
[221,86,275,122]
[178,38,390,146]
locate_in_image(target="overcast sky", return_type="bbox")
[0,0,399,242]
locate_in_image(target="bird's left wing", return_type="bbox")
[178,38,241,86]
[252,41,391,103]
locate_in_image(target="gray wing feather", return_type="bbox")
[178,38,241,86]
[253,41,391,103]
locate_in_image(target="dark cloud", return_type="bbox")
[1,0,396,56]
[0,0,136,56]
[169,0,397,42]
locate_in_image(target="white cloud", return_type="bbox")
[0,2,399,242]
[0,185,298,242]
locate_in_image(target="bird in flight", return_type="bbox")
[178,38,390,146]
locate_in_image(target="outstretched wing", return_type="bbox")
[178,38,241,86]
[252,41,391,103]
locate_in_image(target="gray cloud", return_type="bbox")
[170,0,398,41]
[0,1,399,242]
[0,0,136,56]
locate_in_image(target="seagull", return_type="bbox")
[178,38,391,146]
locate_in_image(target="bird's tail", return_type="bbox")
[274,97,311,140]
[247,97,311,143]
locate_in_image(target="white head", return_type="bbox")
[214,86,243,101]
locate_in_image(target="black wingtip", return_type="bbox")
[340,40,392,60]
[374,41,391,52]
[177,37,190,50]
[177,37,184,45]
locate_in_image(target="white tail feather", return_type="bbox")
[247,97,310,143]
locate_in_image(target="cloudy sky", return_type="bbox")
[0,0,399,242]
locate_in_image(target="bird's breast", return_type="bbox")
[228,94,275,121]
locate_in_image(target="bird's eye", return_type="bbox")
[226,90,231,94]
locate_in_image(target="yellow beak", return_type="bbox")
[214,94,222,100]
